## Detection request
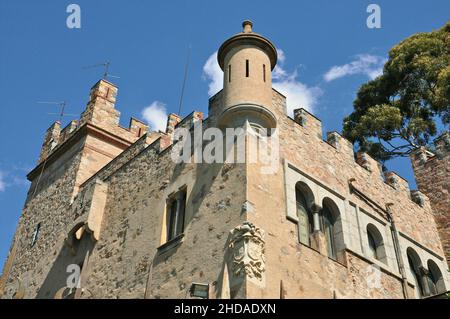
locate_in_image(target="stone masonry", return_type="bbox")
[411,133,450,264]
[0,21,448,299]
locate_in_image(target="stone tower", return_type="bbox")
[217,20,277,130]
[410,132,450,264]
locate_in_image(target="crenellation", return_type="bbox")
[80,79,121,129]
[410,190,427,207]
[128,118,148,138]
[38,121,61,163]
[384,171,410,194]
[59,120,79,145]
[293,108,322,140]
[207,90,223,119]
[175,111,204,131]
[434,132,450,157]
[165,113,182,135]
[356,152,376,173]
[326,131,355,160]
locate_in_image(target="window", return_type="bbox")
[427,259,446,295]
[321,198,345,262]
[263,64,266,82]
[246,60,249,77]
[322,206,336,259]
[367,230,378,259]
[295,188,313,246]
[31,222,41,247]
[366,224,387,264]
[166,189,187,242]
[407,248,424,298]
[228,65,231,82]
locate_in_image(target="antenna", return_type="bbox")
[178,45,191,115]
[37,101,76,123]
[83,61,120,80]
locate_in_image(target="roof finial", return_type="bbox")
[242,20,253,33]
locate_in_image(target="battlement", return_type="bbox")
[326,131,354,161]
[354,151,383,177]
[434,131,450,157]
[59,120,78,145]
[80,79,120,128]
[283,100,425,205]
[129,117,148,137]
[384,171,410,193]
[293,108,322,140]
[38,121,61,163]
[411,131,450,167]
[37,80,151,165]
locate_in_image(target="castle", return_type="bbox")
[0,21,449,299]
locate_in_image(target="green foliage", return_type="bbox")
[343,21,450,161]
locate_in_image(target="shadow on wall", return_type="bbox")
[149,156,242,297]
[36,226,96,299]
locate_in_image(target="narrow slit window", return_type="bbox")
[228,65,231,82]
[263,64,266,82]
[246,60,249,77]
[31,222,41,247]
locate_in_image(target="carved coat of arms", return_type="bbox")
[228,222,265,281]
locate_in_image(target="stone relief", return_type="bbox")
[228,222,265,281]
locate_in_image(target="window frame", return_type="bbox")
[322,206,337,260]
[166,188,187,242]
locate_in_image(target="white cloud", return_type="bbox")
[324,54,387,82]
[202,48,321,116]
[203,52,223,96]
[273,49,322,116]
[12,176,29,187]
[141,101,168,132]
[273,79,322,116]
[0,171,6,192]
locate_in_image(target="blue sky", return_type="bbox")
[0,1,448,272]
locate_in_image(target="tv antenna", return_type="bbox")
[178,45,191,115]
[37,101,77,123]
[83,61,120,80]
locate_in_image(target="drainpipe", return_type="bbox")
[385,203,410,299]
[348,179,410,299]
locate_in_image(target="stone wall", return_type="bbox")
[411,132,450,264]
[243,90,448,298]
[2,80,448,299]
[79,116,248,298]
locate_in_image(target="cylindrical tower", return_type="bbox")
[217,20,278,130]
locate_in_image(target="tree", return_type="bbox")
[343,21,450,162]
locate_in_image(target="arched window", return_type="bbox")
[367,230,378,259]
[321,198,345,262]
[295,183,314,247]
[427,260,446,295]
[366,224,388,264]
[407,248,424,298]
[322,206,336,259]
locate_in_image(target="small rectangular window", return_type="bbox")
[246,60,249,77]
[263,64,266,82]
[31,222,41,247]
[166,189,187,242]
[228,65,231,82]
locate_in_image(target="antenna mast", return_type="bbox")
[178,45,191,115]
[37,101,76,124]
[83,61,120,80]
